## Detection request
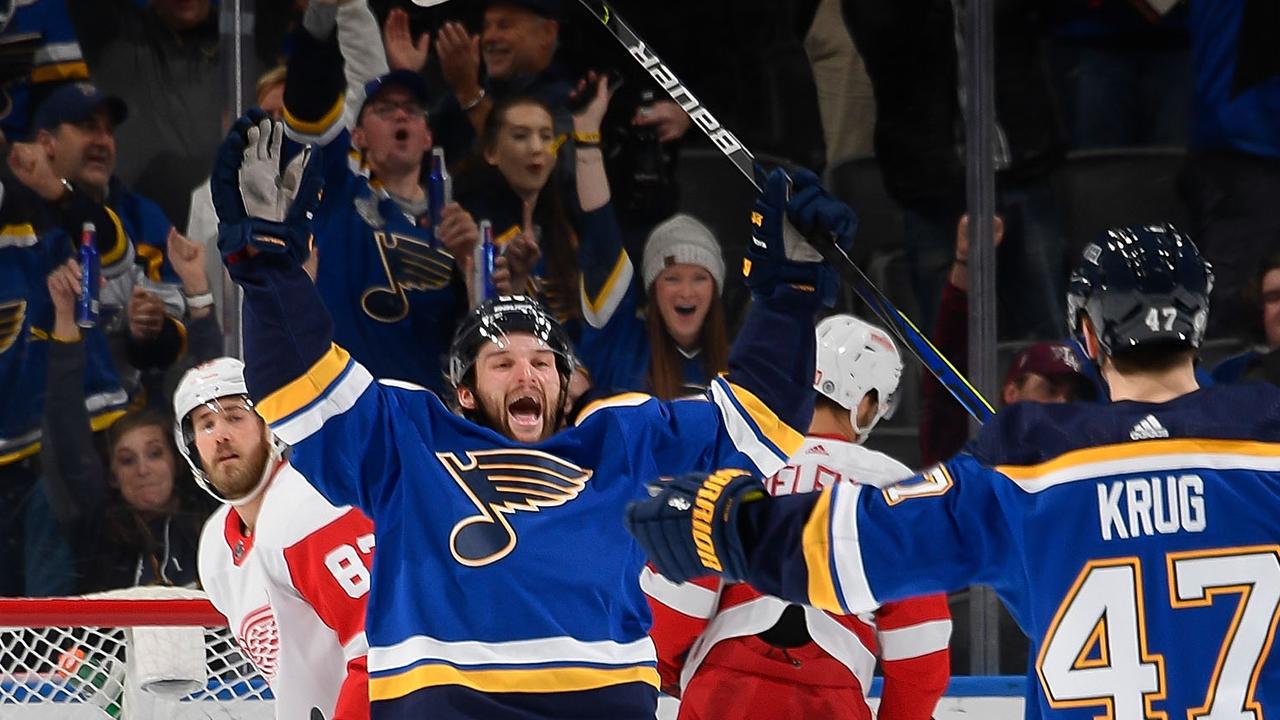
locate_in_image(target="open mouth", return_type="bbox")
[507,394,543,429]
[674,304,697,317]
[394,128,409,142]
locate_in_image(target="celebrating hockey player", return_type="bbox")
[645,314,950,719]
[177,358,374,720]
[209,107,853,719]
[629,224,1280,719]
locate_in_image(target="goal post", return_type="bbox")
[0,587,273,719]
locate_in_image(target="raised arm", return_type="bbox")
[211,113,413,515]
[715,167,856,462]
[572,72,633,330]
[40,259,109,530]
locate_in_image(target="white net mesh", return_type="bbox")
[0,588,273,719]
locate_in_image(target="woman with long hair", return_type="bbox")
[578,213,731,399]
[43,258,217,592]
[456,93,582,327]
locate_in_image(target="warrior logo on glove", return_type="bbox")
[690,469,754,572]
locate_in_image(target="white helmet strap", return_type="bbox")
[848,393,884,445]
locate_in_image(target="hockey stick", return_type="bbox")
[575,0,996,423]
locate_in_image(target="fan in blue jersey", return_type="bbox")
[630,224,1280,720]
[211,109,855,720]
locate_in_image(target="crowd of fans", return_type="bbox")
[0,0,1275,678]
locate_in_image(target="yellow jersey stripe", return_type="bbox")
[0,443,40,466]
[0,407,127,467]
[582,251,630,315]
[574,392,652,425]
[0,224,37,247]
[31,60,88,83]
[802,488,842,613]
[996,438,1280,481]
[725,381,805,459]
[368,664,659,701]
[284,94,346,138]
[257,344,353,425]
[99,207,129,267]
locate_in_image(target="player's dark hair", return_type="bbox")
[1108,345,1197,375]
[481,94,580,323]
[645,286,729,400]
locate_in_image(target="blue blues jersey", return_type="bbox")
[0,199,129,465]
[742,383,1280,720]
[284,30,464,394]
[0,0,89,140]
[229,247,818,718]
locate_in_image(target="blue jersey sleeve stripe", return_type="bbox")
[270,361,374,447]
[368,664,659,700]
[257,343,353,424]
[709,378,804,476]
[830,482,880,614]
[0,225,37,247]
[801,487,843,613]
[580,250,633,329]
[284,95,348,146]
[997,438,1280,492]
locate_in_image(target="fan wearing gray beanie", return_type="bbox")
[577,212,731,399]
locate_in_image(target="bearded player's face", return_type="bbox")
[458,333,561,444]
[191,398,271,501]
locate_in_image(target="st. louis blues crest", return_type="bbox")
[360,230,456,323]
[437,449,593,567]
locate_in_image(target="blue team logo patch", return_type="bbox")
[437,449,593,567]
[361,231,456,323]
[0,300,25,354]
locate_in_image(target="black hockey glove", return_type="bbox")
[624,469,767,584]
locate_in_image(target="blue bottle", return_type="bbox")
[76,222,100,328]
[427,147,451,246]
[472,220,497,306]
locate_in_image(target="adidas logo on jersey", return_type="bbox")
[807,444,829,456]
[1130,415,1169,440]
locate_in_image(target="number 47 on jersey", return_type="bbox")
[1038,546,1280,720]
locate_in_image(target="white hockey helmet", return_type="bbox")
[813,314,903,441]
[173,357,284,507]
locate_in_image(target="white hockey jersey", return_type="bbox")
[198,461,375,720]
[646,436,952,719]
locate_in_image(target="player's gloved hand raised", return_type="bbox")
[745,166,857,307]
[212,108,323,268]
[623,469,767,584]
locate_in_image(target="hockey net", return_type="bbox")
[0,587,273,719]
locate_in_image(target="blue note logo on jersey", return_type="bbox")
[361,231,455,323]
[437,449,593,567]
[0,300,26,354]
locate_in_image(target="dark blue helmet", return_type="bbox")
[1066,224,1213,356]
[448,295,576,390]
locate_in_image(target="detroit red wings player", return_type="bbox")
[175,358,374,720]
[645,316,952,720]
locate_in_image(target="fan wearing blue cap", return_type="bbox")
[274,0,547,394]
[32,82,128,203]
[32,81,193,352]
